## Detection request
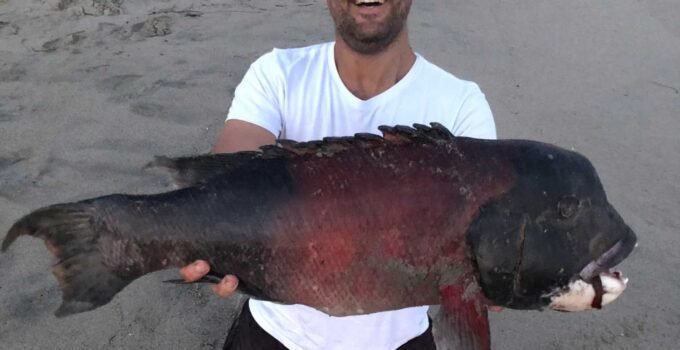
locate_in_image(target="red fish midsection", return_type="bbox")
[257,147,494,315]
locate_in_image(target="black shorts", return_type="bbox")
[223,300,436,350]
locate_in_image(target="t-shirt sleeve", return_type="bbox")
[226,50,284,137]
[450,83,497,140]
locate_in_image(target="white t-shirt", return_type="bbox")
[226,42,496,350]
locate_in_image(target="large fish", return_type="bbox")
[2,123,636,350]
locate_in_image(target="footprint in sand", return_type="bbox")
[95,74,195,124]
[0,150,32,201]
[0,108,17,122]
[130,16,173,38]
[129,101,194,125]
[0,21,19,35]
[39,31,87,53]
[130,102,165,119]
[95,74,145,102]
[97,16,173,42]
[0,63,27,82]
[91,0,125,15]
[0,96,23,122]
[55,0,124,16]
[0,153,28,172]
[96,74,143,93]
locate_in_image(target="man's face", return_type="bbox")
[327,0,412,55]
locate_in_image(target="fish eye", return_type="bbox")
[557,195,580,219]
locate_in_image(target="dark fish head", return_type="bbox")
[468,140,637,311]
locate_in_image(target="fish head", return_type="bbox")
[468,140,637,311]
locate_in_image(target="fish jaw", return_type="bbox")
[547,235,636,312]
[547,272,628,312]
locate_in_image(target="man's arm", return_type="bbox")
[212,119,277,153]
[179,119,275,297]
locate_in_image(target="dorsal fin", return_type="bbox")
[146,152,260,188]
[258,144,295,159]
[353,133,384,147]
[276,133,389,157]
[379,123,454,144]
[150,123,454,187]
[413,122,455,142]
[279,122,453,156]
[378,125,417,143]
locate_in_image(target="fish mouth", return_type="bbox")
[547,272,628,312]
[547,233,637,312]
[578,230,637,282]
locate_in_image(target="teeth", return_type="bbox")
[355,0,385,4]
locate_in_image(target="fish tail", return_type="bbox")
[3,203,85,250]
[2,203,132,317]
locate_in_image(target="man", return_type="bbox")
[180,0,496,349]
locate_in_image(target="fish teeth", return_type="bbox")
[547,272,628,312]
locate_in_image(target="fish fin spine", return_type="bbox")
[147,152,259,187]
[144,123,455,187]
[277,122,454,156]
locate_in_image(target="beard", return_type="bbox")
[330,2,411,55]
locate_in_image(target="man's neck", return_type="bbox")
[334,31,416,100]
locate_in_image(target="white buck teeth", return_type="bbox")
[547,274,628,312]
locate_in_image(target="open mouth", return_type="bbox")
[578,232,637,282]
[548,234,637,312]
[354,0,385,6]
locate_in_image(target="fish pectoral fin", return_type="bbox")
[432,283,490,350]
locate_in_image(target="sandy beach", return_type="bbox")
[1,0,678,349]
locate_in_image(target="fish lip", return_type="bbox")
[578,230,637,281]
[547,231,636,310]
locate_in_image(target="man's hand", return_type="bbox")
[178,120,274,298]
[179,260,239,297]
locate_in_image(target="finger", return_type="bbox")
[163,275,222,284]
[488,305,504,312]
[212,275,239,298]
[179,260,210,282]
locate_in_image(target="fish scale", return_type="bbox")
[254,141,502,313]
[2,123,637,350]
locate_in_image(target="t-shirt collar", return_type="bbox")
[327,41,424,109]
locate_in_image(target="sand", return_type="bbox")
[0,0,678,349]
